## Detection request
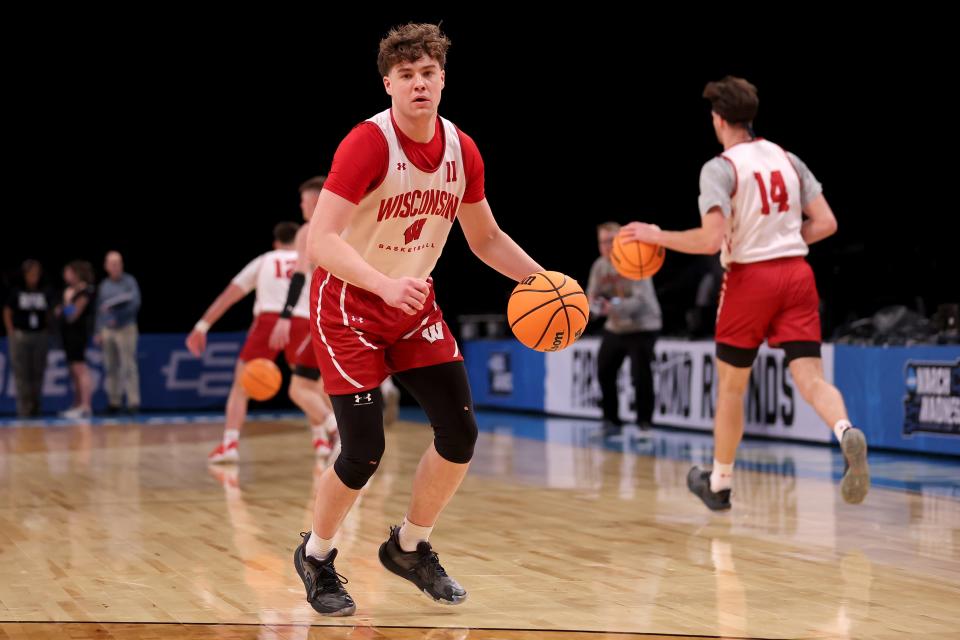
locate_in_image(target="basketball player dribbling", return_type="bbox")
[291,23,546,616]
[186,222,336,463]
[621,76,870,511]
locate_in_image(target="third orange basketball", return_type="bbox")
[240,358,282,401]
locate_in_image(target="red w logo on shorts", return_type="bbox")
[404,219,427,245]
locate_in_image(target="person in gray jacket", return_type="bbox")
[94,251,141,414]
[587,222,662,434]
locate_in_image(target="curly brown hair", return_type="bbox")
[377,23,451,77]
[703,76,759,125]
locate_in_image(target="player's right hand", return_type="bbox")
[186,330,206,357]
[619,222,661,244]
[268,317,291,350]
[378,277,430,315]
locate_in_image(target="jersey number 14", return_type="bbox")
[753,170,789,215]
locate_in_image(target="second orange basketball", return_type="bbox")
[611,233,665,280]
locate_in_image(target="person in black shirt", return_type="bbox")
[3,260,54,416]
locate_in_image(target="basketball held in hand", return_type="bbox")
[611,234,665,279]
[507,271,589,352]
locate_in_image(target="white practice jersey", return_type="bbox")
[232,249,310,318]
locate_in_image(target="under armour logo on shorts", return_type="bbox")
[354,393,373,405]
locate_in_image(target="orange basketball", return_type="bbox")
[507,271,590,352]
[611,234,665,279]
[240,358,282,401]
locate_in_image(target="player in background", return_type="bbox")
[621,76,869,511]
[186,222,337,463]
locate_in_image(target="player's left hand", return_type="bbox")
[268,317,291,350]
[620,222,661,244]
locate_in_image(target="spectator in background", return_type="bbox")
[587,222,662,435]
[58,260,96,419]
[95,251,141,414]
[3,260,55,416]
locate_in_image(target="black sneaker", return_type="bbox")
[840,427,870,504]
[105,405,122,416]
[378,525,466,605]
[687,466,732,511]
[293,532,356,616]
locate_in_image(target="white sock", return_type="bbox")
[321,413,337,433]
[380,377,397,396]
[223,429,239,445]
[306,530,333,561]
[311,424,328,441]
[710,460,734,493]
[398,516,433,553]
[833,419,853,443]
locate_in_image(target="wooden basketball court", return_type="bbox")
[1,415,958,638]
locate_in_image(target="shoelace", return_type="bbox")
[416,548,448,578]
[310,563,349,600]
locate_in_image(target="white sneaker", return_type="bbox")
[208,440,239,464]
[313,435,332,457]
[59,407,91,420]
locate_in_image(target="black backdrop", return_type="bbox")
[5,11,954,339]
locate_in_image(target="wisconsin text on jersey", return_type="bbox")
[376,189,462,222]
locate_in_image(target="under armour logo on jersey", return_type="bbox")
[351,315,364,324]
[422,322,444,343]
[397,162,407,171]
[404,218,427,245]
[354,393,373,405]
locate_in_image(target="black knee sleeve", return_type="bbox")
[330,388,385,489]
[432,402,478,464]
[781,340,821,365]
[716,342,759,368]
[395,362,478,464]
[293,365,321,381]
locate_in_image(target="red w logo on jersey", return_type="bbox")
[403,219,427,245]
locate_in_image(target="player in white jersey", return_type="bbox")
[185,222,334,463]
[291,24,546,616]
[621,76,869,511]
